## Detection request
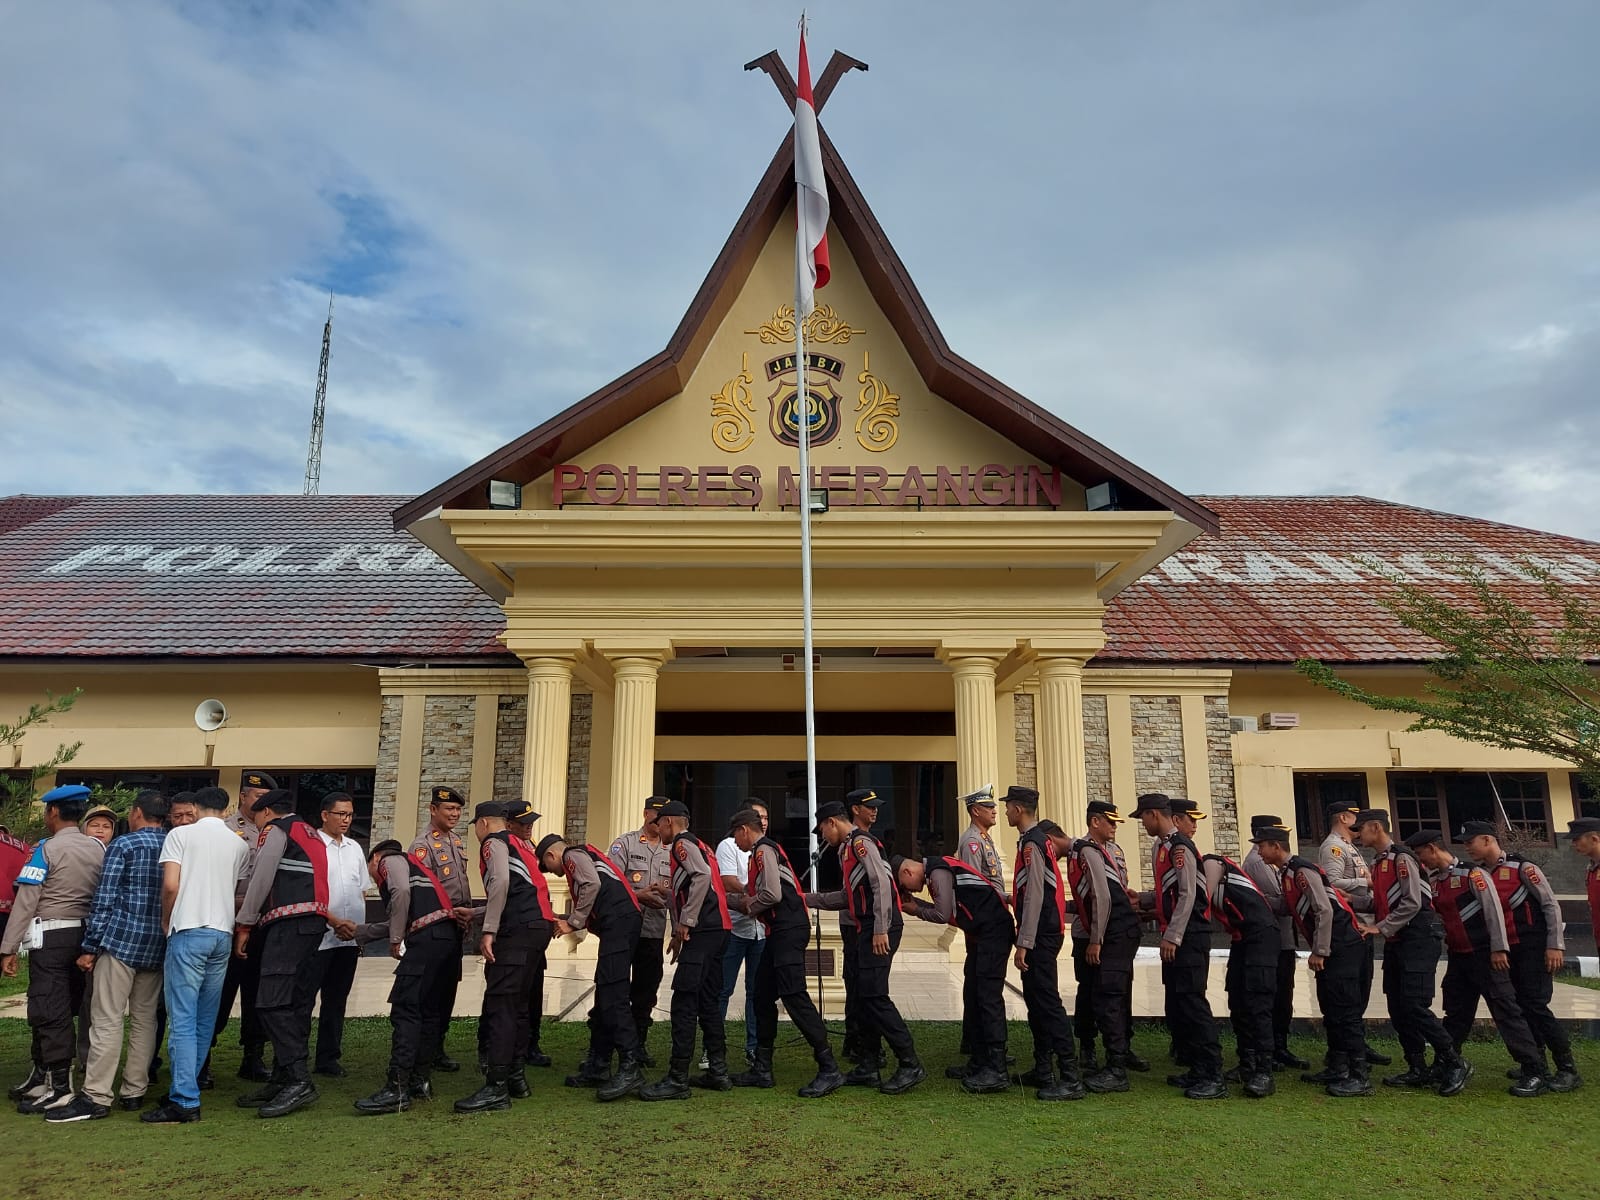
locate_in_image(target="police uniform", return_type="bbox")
[1010,789,1083,1099]
[215,769,276,1079]
[734,832,844,1096]
[658,811,733,1086]
[409,785,472,1072]
[832,789,887,1066]
[353,849,464,1113]
[552,835,644,1091]
[907,853,1014,1090]
[1241,814,1302,1068]
[1069,819,1131,1068]
[607,798,673,1054]
[1,786,103,1112]
[1403,830,1545,1092]
[956,787,1005,891]
[1319,802,1381,1064]
[1359,808,1468,1091]
[1201,851,1279,1095]
[1068,815,1142,1091]
[234,791,336,1116]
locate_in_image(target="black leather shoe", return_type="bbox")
[944,1062,974,1080]
[453,1080,511,1113]
[1547,1066,1583,1094]
[596,1059,644,1102]
[1364,1047,1392,1067]
[236,1054,272,1083]
[1037,1075,1087,1101]
[525,1051,552,1068]
[1300,1066,1344,1085]
[236,1080,284,1108]
[1017,1066,1052,1088]
[879,1062,927,1096]
[433,1053,462,1073]
[506,1070,531,1099]
[1509,1072,1551,1098]
[117,1094,147,1111]
[1124,1051,1151,1072]
[1085,1066,1130,1094]
[140,1100,201,1124]
[44,1094,110,1123]
[1272,1049,1310,1071]
[1435,1059,1474,1098]
[1183,1077,1228,1101]
[1165,1071,1196,1088]
[258,1080,319,1118]
[1326,1074,1375,1098]
[564,1058,610,1088]
[8,1066,46,1102]
[1382,1065,1434,1089]
[797,1068,845,1099]
[196,1065,215,1091]
[961,1066,1011,1094]
[843,1064,881,1087]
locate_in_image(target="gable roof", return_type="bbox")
[392,72,1216,535]
[1101,495,1600,664]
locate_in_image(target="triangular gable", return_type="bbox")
[394,62,1216,535]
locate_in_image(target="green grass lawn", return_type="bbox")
[1557,974,1600,991]
[0,957,27,998]
[4,1016,1597,1200]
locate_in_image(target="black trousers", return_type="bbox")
[752,922,829,1054]
[1273,946,1297,1051]
[1162,938,1223,1077]
[1021,933,1075,1067]
[1071,938,1097,1045]
[27,929,85,1068]
[387,923,461,1075]
[306,946,360,1070]
[1315,941,1367,1063]
[1356,935,1375,1042]
[630,933,666,1037]
[855,923,915,1065]
[214,934,263,1053]
[1440,948,1542,1069]
[840,923,863,1057]
[962,928,1011,1067]
[259,916,328,1084]
[593,922,642,1062]
[1382,923,1452,1064]
[480,924,541,1072]
[669,927,729,1065]
[1088,928,1139,1063]
[526,935,547,1054]
[1224,935,1278,1059]
[1510,941,1571,1065]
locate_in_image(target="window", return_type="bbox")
[1575,774,1600,821]
[265,770,377,846]
[1293,773,1369,846]
[64,769,219,796]
[1388,772,1552,845]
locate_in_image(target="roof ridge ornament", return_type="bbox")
[744,48,868,114]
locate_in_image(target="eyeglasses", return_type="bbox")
[326,810,355,820]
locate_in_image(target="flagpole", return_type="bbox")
[796,305,819,873]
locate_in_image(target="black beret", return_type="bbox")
[1458,820,1497,840]
[240,771,277,791]
[431,786,465,806]
[1404,829,1446,850]
[657,800,690,819]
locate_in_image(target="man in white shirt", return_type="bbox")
[716,800,769,1068]
[306,792,372,1078]
[143,785,249,1124]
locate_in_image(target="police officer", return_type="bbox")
[1320,798,1387,1068]
[2,784,103,1113]
[1252,825,1370,1096]
[502,800,552,1071]
[1405,829,1548,1097]
[1460,820,1582,1092]
[834,787,887,1071]
[807,796,925,1095]
[726,807,845,1098]
[1065,802,1126,1077]
[1004,787,1084,1101]
[538,832,645,1101]
[1568,817,1600,957]
[1061,802,1142,1093]
[1133,792,1225,1100]
[1242,814,1305,1070]
[409,786,475,1075]
[454,802,554,1113]
[216,769,276,1082]
[899,845,1015,1093]
[353,838,461,1114]
[234,788,351,1118]
[635,801,732,1100]
[1200,838,1280,1098]
[607,795,673,1066]
[1353,809,1470,1095]
[956,785,1005,890]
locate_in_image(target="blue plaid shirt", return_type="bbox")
[82,826,167,970]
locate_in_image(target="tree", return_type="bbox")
[0,689,84,839]
[1297,560,1600,792]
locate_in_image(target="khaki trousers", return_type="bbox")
[83,953,163,1105]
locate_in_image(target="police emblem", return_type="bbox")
[631,871,643,883]
[763,351,843,448]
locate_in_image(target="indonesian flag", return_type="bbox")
[794,30,830,318]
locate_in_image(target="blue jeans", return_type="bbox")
[718,934,766,1055]
[164,928,231,1110]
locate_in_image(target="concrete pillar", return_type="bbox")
[1035,655,1088,820]
[604,653,665,848]
[948,655,1000,798]
[521,656,575,846]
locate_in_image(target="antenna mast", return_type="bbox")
[303,294,334,495]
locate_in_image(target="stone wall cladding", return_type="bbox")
[565,692,593,845]
[417,694,476,835]
[1082,694,1111,803]
[494,693,528,805]
[1014,692,1036,788]
[1131,695,1186,883]
[1205,695,1240,856]
[371,694,404,839]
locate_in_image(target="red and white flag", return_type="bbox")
[794,29,830,318]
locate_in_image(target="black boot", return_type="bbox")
[1327,1059,1374,1098]
[690,1052,733,1092]
[1078,1039,1100,1075]
[410,1069,433,1101]
[1124,1048,1151,1072]
[1272,1046,1310,1071]
[1548,1060,1584,1094]
[731,1047,775,1089]
[1019,1059,1054,1088]
[236,1066,288,1108]
[8,1064,46,1102]
[1242,1052,1276,1099]
[639,1060,692,1102]
[944,1060,977,1080]
[16,1066,72,1115]
[1434,1051,1474,1098]
[237,1047,272,1082]
[1034,1065,1085,1102]
[596,1054,644,1102]
[880,1057,927,1095]
[798,1048,846,1099]
[1165,1070,1197,1088]
[1383,1056,1434,1089]
[354,1072,411,1115]
[433,1052,462,1073]
[843,1061,882,1087]
[1509,1066,1552,1098]
[506,1066,531,1099]
[1363,1044,1392,1066]
[563,1055,610,1089]
[453,1067,511,1113]
[1184,1073,1229,1100]
[258,1079,320,1118]
[1223,1061,1244,1084]
[1085,1051,1130,1094]
[962,1051,1010,1095]
[1300,1052,1347,1086]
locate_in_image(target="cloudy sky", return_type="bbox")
[2,2,1597,538]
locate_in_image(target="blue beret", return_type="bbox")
[41,784,91,804]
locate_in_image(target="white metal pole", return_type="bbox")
[796,310,820,871]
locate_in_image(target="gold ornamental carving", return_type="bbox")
[853,350,900,452]
[745,303,864,347]
[709,352,756,452]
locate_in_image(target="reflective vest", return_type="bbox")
[1486,856,1543,947]
[566,844,641,936]
[841,829,902,931]
[747,836,808,936]
[1066,838,1140,941]
[669,832,732,933]
[1013,825,1066,937]
[379,852,455,937]
[928,855,1012,937]
[259,814,330,925]
[1431,863,1493,955]
[479,831,556,928]
[1202,853,1277,943]
[1281,855,1361,948]
[0,831,28,913]
[1153,832,1212,934]
[1371,844,1432,933]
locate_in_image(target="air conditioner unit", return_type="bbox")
[1229,715,1259,733]
[1260,712,1300,730]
